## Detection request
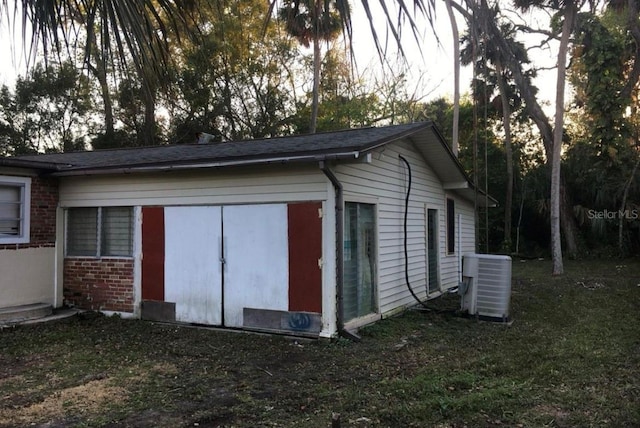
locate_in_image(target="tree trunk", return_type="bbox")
[445,0,460,156]
[619,153,640,252]
[551,4,576,275]
[310,30,321,133]
[461,0,580,260]
[495,61,513,252]
[91,60,114,137]
[142,84,156,146]
[86,32,114,137]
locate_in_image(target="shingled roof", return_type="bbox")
[1,121,496,206]
[4,122,437,175]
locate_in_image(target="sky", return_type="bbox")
[349,0,472,101]
[0,2,559,106]
[349,1,560,108]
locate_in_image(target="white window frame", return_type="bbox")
[0,176,31,245]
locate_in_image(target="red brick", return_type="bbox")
[63,258,134,312]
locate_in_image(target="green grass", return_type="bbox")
[0,259,639,427]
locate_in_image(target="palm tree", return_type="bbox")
[511,0,580,274]
[278,0,344,133]
[461,19,529,253]
[444,0,460,156]
[3,0,434,116]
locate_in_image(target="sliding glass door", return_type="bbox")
[343,202,376,322]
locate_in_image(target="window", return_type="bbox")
[66,207,133,257]
[0,176,31,244]
[446,198,455,254]
[343,202,377,322]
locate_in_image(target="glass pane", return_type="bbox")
[102,207,133,256]
[343,202,376,322]
[447,198,455,253]
[67,208,98,256]
[0,185,21,236]
[427,209,439,292]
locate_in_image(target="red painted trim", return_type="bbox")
[288,202,322,313]
[141,207,165,301]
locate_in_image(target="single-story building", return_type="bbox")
[0,121,494,337]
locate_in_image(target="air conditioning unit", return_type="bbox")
[460,253,512,322]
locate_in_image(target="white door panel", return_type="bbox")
[223,204,289,328]
[164,206,222,325]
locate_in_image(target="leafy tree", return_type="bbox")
[165,0,299,142]
[567,8,640,254]
[0,62,92,154]
[461,19,529,252]
[278,0,345,133]
[450,0,584,271]
[290,46,384,132]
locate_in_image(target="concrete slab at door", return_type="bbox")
[223,204,289,328]
[164,206,222,325]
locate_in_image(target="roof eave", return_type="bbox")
[0,158,68,172]
[49,151,363,177]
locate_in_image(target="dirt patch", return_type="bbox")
[0,377,126,426]
[530,404,571,425]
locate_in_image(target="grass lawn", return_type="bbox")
[1,259,639,427]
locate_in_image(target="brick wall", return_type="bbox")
[63,258,135,312]
[0,175,58,251]
[30,176,58,244]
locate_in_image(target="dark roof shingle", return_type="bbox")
[9,122,433,174]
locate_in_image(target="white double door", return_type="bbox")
[163,204,289,327]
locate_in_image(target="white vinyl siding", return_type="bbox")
[0,176,31,244]
[58,166,328,207]
[336,139,476,316]
[66,207,133,257]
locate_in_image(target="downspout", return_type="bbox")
[320,161,361,342]
[458,213,463,283]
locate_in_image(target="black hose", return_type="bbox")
[398,154,434,311]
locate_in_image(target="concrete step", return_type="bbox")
[0,303,53,325]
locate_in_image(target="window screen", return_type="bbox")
[67,207,133,257]
[0,185,21,237]
[67,208,98,256]
[102,207,133,256]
